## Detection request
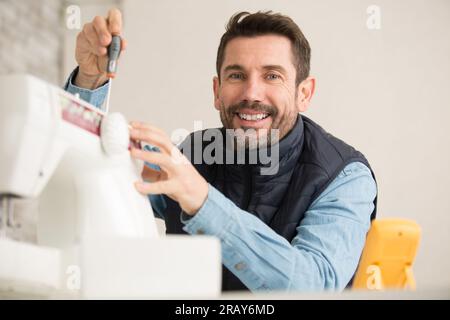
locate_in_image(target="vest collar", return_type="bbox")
[223,114,304,178]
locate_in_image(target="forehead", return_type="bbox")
[222,34,295,73]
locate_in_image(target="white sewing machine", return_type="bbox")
[0,74,221,298]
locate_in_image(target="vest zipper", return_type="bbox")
[242,164,253,210]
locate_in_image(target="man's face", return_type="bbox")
[214,34,303,146]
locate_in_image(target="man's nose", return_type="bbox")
[241,76,264,102]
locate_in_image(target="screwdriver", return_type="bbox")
[104,34,121,113]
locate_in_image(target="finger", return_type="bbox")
[130,122,176,153]
[76,32,94,58]
[121,37,128,51]
[131,148,175,171]
[130,121,167,137]
[92,15,111,47]
[142,165,161,182]
[78,30,105,59]
[130,128,174,155]
[82,23,105,56]
[135,180,173,195]
[107,8,122,35]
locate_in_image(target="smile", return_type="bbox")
[237,112,270,121]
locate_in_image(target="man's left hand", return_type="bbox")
[129,121,208,216]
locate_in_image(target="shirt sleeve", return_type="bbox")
[181,161,377,292]
[63,67,109,110]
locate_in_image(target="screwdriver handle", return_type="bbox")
[107,35,121,78]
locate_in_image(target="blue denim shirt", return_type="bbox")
[65,70,377,292]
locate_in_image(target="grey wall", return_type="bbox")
[0,0,63,84]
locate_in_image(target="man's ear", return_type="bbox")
[213,76,221,111]
[296,76,316,113]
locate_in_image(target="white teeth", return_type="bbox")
[238,113,269,121]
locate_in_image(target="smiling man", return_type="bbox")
[65,10,377,292]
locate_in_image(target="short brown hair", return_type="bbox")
[216,11,311,86]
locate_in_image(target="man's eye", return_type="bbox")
[228,73,244,80]
[266,73,281,80]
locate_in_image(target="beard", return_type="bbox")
[218,100,298,150]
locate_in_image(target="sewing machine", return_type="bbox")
[0,74,221,298]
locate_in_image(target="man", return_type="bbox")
[65,9,377,292]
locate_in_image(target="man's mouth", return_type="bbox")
[236,112,270,121]
[233,108,272,127]
[234,113,272,129]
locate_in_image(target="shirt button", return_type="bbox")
[234,262,246,271]
[196,229,205,235]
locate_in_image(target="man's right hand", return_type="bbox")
[74,8,127,89]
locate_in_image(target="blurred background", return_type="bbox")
[1,0,449,291]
